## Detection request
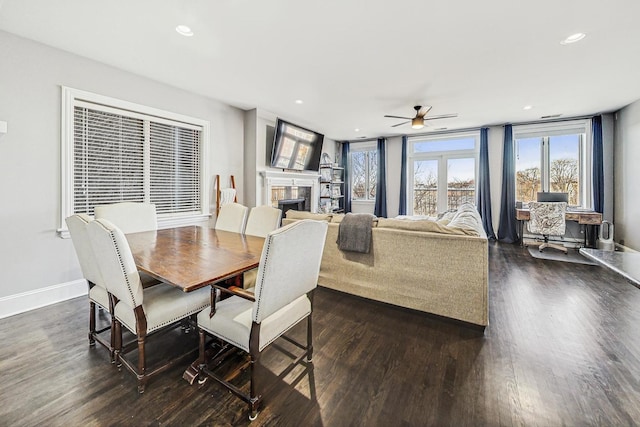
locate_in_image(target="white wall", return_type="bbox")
[0,31,244,309]
[614,99,640,250]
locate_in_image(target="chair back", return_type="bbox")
[94,202,157,234]
[244,206,283,238]
[252,219,328,323]
[215,202,249,233]
[66,214,104,287]
[527,202,567,235]
[88,218,143,308]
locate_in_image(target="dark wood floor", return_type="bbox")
[2,242,640,426]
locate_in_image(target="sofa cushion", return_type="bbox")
[285,210,332,222]
[377,218,471,235]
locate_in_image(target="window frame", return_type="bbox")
[59,86,210,237]
[349,141,378,203]
[407,131,480,215]
[513,119,591,208]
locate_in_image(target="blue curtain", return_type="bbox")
[477,128,496,239]
[398,135,408,215]
[374,138,387,217]
[592,115,604,214]
[341,142,351,213]
[497,125,519,243]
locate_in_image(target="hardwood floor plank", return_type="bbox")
[2,242,640,425]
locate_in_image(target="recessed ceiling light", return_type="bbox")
[176,25,194,37]
[354,128,360,132]
[523,105,533,110]
[560,33,585,45]
[295,100,303,104]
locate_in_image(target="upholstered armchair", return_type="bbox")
[527,201,568,253]
[214,202,249,233]
[88,218,210,393]
[195,219,328,420]
[66,214,113,356]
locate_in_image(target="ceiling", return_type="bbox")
[2,0,640,141]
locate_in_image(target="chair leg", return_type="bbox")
[88,301,96,347]
[137,334,147,394]
[114,319,123,367]
[248,352,260,421]
[306,314,313,363]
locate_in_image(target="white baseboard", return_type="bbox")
[0,279,88,320]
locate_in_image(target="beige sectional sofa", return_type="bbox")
[284,205,489,327]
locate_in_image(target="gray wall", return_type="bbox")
[614,99,640,249]
[0,31,245,300]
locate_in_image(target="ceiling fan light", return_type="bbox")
[411,117,424,129]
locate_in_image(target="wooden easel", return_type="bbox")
[215,174,237,216]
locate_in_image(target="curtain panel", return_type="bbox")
[497,125,519,243]
[341,142,351,213]
[374,138,387,217]
[592,115,604,214]
[477,128,496,239]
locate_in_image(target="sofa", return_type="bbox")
[283,204,489,327]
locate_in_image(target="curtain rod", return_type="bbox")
[343,126,482,144]
[342,114,598,144]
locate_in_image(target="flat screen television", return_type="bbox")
[270,118,324,172]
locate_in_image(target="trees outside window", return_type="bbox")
[350,143,377,201]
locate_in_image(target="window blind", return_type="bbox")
[150,122,201,215]
[72,105,202,217]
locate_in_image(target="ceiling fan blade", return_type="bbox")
[417,105,433,117]
[391,121,410,127]
[424,113,458,120]
[384,115,413,120]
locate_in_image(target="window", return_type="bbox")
[514,120,590,207]
[408,133,479,216]
[350,143,377,201]
[60,87,210,234]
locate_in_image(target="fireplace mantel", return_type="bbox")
[261,170,320,212]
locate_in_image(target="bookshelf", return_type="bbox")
[319,164,344,213]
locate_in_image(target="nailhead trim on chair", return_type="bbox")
[106,226,138,307]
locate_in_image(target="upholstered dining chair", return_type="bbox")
[196,219,328,420]
[94,202,158,234]
[214,202,249,233]
[66,214,114,356]
[88,218,210,393]
[94,202,160,288]
[527,201,568,253]
[242,205,283,288]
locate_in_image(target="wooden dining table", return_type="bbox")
[126,225,265,292]
[126,225,266,383]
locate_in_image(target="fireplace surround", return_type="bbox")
[261,170,320,213]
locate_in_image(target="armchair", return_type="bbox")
[195,219,328,420]
[88,218,210,393]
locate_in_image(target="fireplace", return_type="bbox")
[261,170,320,213]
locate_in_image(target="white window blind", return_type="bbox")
[149,122,201,215]
[73,107,145,215]
[61,87,210,234]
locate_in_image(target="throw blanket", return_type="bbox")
[337,213,375,253]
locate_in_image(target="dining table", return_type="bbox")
[125,224,266,383]
[126,225,265,292]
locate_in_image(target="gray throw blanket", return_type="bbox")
[337,213,376,253]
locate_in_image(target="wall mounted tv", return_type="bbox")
[270,118,324,172]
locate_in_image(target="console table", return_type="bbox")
[579,248,640,289]
[516,208,602,247]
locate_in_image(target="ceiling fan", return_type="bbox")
[384,105,458,129]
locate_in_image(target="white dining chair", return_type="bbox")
[195,219,328,420]
[244,205,283,238]
[94,202,161,287]
[94,202,158,234]
[88,218,210,393]
[214,202,249,233]
[66,214,114,358]
[243,205,283,288]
